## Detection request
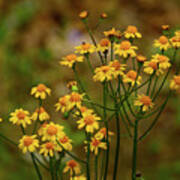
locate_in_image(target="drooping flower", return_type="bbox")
[95,127,114,140]
[124,25,142,39]
[31,84,51,100]
[75,42,95,55]
[57,135,73,151]
[77,113,100,133]
[136,54,147,63]
[31,107,50,122]
[93,65,113,82]
[154,35,170,51]
[170,35,180,49]
[170,75,180,92]
[60,54,84,68]
[104,28,121,39]
[123,70,142,86]
[39,142,56,157]
[90,137,107,155]
[18,135,39,153]
[63,160,81,176]
[96,38,110,53]
[9,108,31,128]
[114,40,138,58]
[55,95,70,113]
[134,94,154,112]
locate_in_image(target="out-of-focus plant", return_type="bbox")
[0,11,180,180]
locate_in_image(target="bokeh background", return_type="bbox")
[0,0,180,179]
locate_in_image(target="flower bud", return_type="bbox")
[79,10,89,19]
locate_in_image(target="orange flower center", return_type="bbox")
[80,106,87,113]
[70,93,81,102]
[174,76,180,85]
[149,61,158,69]
[127,71,137,80]
[37,84,46,92]
[84,115,95,125]
[17,111,26,120]
[111,61,121,70]
[36,107,45,114]
[140,96,152,106]
[126,25,137,33]
[158,55,168,63]
[159,36,168,44]
[120,41,131,50]
[101,66,110,73]
[45,142,54,150]
[47,125,58,136]
[59,136,69,144]
[100,38,110,47]
[92,139,100,147]
[59,97,67,106]
[82,43,91,50]
[68,160,77,168]
[66,54,77,62]
[24,137,33,146]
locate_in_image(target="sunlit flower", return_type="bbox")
[124,25,142,39]
[31,107,50,122]
[153,54,171,70]
[77,113,100,133]
[104,28,121,39]
[68,92,84,110]
[57,135,73,151]
[55,95,70,113]
[75,42,95,55]
[90,137,107,155]
[95,127,114,140]
[170,36,180,49]
[170,75,180,91]
[134,94,154,112]
[114,40,138,58]
[9,108,31,128]
[63,160,81,176]
[109,60,126,78]
[136,54,147,63]
[19,135,39,153]
[154,35,170,51]
[79,10,88,19]
[41,122,64,141]
[60,54,84,68]
[144,59,159,75]
[93,65,113,82]
[31,84,51,100]
[175,30,180,37]
[39,142,56,157]
[38,122,48,136]
[75,106,94,117]
[96,38,110,53]
[123,70,141,86]
[70,175,86,180]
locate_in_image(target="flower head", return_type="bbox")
[144,59,159,75]
[104,28,121,39]
[170,75,180,92]
[134,94,154,112]
[75,42,95,55]
[19,135,39,153]
[70,175,86,180]
[136,54,147,63]
[57,135,73,151]
[63,160,81,176]
[79,10,88,19]
[96,38,110,53]
[31,107,50,122]
[114,40,138,58]
[170,35,180,49]
[123,70,141,86]
[60,54,84,68]
[39,142,57,157]
[95,127,114,140]
[68,92,84,110]
[31,84,51,100]
[124,25,142,39]
[55,95,70,113]
[154,35,170,51]
[9,108,31,128]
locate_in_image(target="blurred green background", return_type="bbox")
[0,0,180,179]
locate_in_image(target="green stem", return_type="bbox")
[0,133,17,146]
[85,54,94,73]
[50,157,55,180]
[111,40,114,61]
[151,76,158,98]
[95,155,98,180]
[86,133,91,180]
[31,153,42,180]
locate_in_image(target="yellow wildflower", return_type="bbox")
[124,25,142,39]
[75,42,95,55]
[144,59,159,75]
[68,92,84,110]
[123,70,141,86]
[70,175,86,180]
[170,75,180,91]
[79,10,88,19]
[55,95,70,113]
[31,107,50,122]
[63,160,81,176]
[154,35,170,51]
[104,28,121,38]
[153,54,171,70]
[57,135,73,151]
[96,38,110,53]
[38,122,48,136]
[31,84,51,100]
[170,36,180,49]
[95,127,114,140]
[136,54,147,63]
[18,135,39,153]
[39,142,56,157]
[9,108,31,128]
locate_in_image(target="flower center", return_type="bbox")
[59,136,68,144]
[68,160,77,168]
[66,54,77,61]
[82,43,91,50]
[120,41,131,50]
[92,139,100,147]
[100,38,110,47]
[111,61,121,70]
[149,61,158,69]
[70,93,81,102]
[140,96,152,106]
[45,142,54,150]
[174,76,180,85]
[159,36,168,44]
[47,125,58,136]
[126,25,137,33]
[24,137,33,146]
[37,84,46,92]
[84,115,95,125]
[101,66,110,73]
[127,70,137,80]
[60,97,67,106]
[17,111,26,120]
[158,55,168,63]
[80,106,87,113]
[36,107,45,114]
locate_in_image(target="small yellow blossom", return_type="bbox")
[104,28,121,38]
[136,54,147,63]
[60,54,84,68]
[79,10,88,19]
[90,137,107,155]
[31,107,50,122]
[68,92,84,110]
[144,59,159,75]
[134,94,154,112]
[153,54,171,70]
[96,38,110,53]
[39,142,56,157]
[31,84,51,100]
[55,95,70,113]
[93,65,113,82]
[170,75,180,92]
[9,108,31,128]
[38,122,48,136]
[114,40,138,58]
[170,36,180,49]
[57,135,73,151]
[70,175,86,180]
[123,70,142,86]
[124,25,142,39]
[75,42,95,55]
[109,60,126,78]
[19,135,39,153]
[95,127,114,140]
[175,30,180,37]
[63,160,81,176]
[154,35,170,51]
[77,113,100,133]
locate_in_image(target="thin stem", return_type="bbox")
[111,40,114,61]
[33,154,49,171]
[0,133,17,146]
[95,155,98,180]
[86,133,91,180]
[31,153,42,180]
[151,76,158,98]
[85,54,94,73]
[50,157,55,180]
